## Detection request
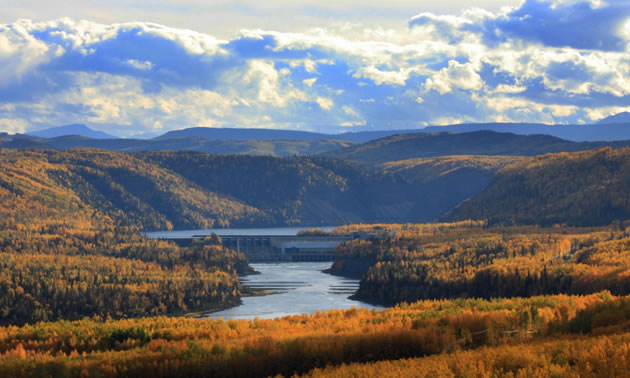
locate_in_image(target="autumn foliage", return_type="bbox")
[0,149,250,325]
[328,222,630,306]
[0,292,629,377]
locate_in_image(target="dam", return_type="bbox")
[218,235,353,261]
[146,227,379,262]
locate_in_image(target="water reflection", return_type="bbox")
[206,262,382,320]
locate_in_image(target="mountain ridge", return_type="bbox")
[598,112,630,125]
[321,130,630,165]
[27,124,118,139]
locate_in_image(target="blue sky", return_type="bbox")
[0,0,629,136]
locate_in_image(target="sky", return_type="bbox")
[0,0,629,137]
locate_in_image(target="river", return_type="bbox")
[148,226,381,319]
[207,262,382,320]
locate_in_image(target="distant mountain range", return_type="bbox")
[5,127,630,161]
[27,124,117,139]
[598,112,630,125]
[153,122,630,143]
[3,112,630,158]
[9,112,630,145]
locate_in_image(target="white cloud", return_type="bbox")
[0,118,28,133]
[425,60,483,94]
[0,20,52,87]
[352,66,410,86]
[303,78,317,87]
[316,97,333,110]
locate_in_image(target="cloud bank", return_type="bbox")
[1,0,629,136]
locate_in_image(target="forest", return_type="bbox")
[3,142,630,229]
[328,222,630,306]
[445,147,630,226]
[0,149,252,325]
[1,292,630,376]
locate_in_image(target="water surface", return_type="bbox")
[207,262,382,320]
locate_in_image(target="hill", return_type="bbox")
[0,149,266,231]
[421,122,630,142]
[27,124,117,139]
[0,148,456,227]
[322,130,630,165]
[0,149,254,324]
[443,147,630,226]
[375,155,523,220]
[156,127,334,141]
[41,135,355,157]
[598,112,630,125]
[137,151,426,225]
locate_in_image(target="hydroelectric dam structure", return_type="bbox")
[219,234,354,262]
[162,233,376,262]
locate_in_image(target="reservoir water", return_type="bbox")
[206,262,382,320]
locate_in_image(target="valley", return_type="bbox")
[2,128,630,376]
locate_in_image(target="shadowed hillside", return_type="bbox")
[322,130,630,165]
[137,151,425,225]
[375,155,524,219]
[443,147,630,226]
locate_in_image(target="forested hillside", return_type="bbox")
[323,130,630,165]
[444,147,630,226]
[41,136,356,157]
[0,149,253,325]
[138,151,426,225]
[376,155,523,220]
[0,148,516,229]
[328,222,630,306]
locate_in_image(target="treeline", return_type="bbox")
[328,222,630,305]
[445,147,630,226]
[0,292,629,377]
